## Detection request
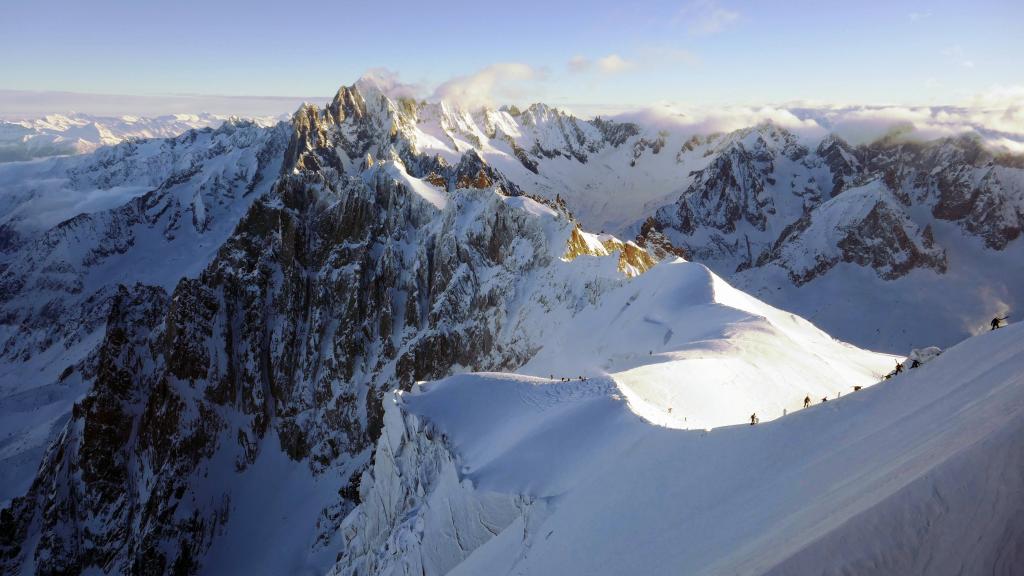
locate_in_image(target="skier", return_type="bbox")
[803,395,811,408]
[750,413,758,426]
[991,315,1009,330]
[821,397,828,403]
[895,361,903,375]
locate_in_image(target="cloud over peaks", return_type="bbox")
[430,63,544,109]
[355,68,426,100]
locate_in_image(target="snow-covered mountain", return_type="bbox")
[281,80,1024,351]
[337,322,1023,576]
[0,119,291,506]
[0,81,1021,575]
[328,95,1023,351]
[0,113,283,163]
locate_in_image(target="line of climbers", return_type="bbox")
[583,315,1005,428]
[751,385,864,425]
[750,324,1001,426]
[550,375,590,382]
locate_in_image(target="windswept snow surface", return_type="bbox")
[369,323,1024,576]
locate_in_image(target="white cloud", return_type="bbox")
[355,68,426,100]
[592,98,1024,153]
[610,103,824,140]
[596,54,634,73]
[675,0,739,36]
[430,63,544,109]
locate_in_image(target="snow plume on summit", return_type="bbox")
[431,63,545,110]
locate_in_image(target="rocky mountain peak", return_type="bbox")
[327,84,369,125]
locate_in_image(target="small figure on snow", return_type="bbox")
[821,397,828,403]
[894,361,903,375]
[853,385,862,392]
[991,315,1009,330]
[803,395,811,408]
[750,413,758,426]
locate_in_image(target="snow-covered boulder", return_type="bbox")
[908,346,942,366]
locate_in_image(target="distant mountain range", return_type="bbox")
[0,112,285,162]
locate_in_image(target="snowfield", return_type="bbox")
[338,322,1024,576]
[516,258,894,430]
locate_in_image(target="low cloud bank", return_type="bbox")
[601,100,1024,153]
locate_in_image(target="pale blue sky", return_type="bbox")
[1,0,1021,108]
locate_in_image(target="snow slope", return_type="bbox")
[515,258,892,429]
[340,322,1023,576]
[330,256,899,575]
[735,212,1024,353]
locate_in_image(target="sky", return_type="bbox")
[1,0,1022,115]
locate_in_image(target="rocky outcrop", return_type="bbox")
[634,217,689,261]
[816,134,861,196]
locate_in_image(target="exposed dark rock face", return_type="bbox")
[757,190,948,285]
[450,149,522,195]
[816,134,861,196]
[674,145,774,234]
[519,104,638,164]
[634,217,689,261]
[856,134,1024,249]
